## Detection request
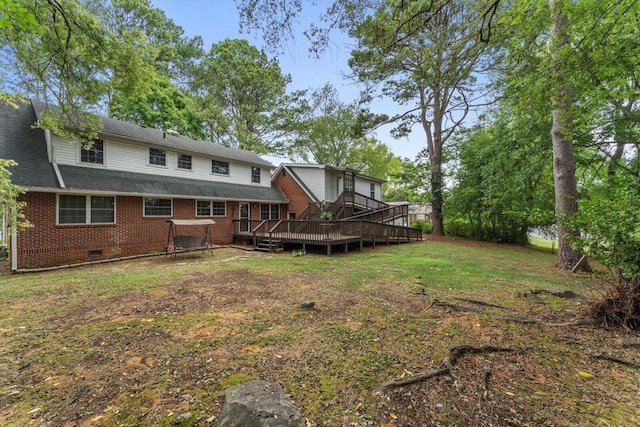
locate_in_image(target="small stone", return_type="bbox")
[297,301,315,310]
[174,412,194,425]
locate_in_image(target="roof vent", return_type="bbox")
[165,129,180,136]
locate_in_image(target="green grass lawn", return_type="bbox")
[1,240,637,426]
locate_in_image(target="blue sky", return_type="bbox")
[150,0,422,160]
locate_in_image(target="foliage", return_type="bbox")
[569,174,640,283]
[384,155,429,204]
[289,83,399,180]
[0,0,151,140]
[190,38,301,153]
[107,0,205,137]
[445,116,555,244]
[409,219,431,234]
[0,159,31,240]
[320,211,333,220]
[349,0,496,235]
[109,73,205,138]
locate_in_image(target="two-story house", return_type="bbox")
[0,100,287,271]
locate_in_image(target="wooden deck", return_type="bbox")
[234,219,422,255]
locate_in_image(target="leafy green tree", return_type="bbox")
[106,0,207,136]
[289,83,397,178]
[349,0,494,235]
[383,156,429,204]
[1,0,150,139]
[497,0,640,268]
[446,116,555,243]
[191,39,302,153]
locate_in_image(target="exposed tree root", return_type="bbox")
[374,345,516,394]
[520,289,587,303]
[619,340,640,349]
[454,298,512,310]
[432,300,600,327]
[583,279,640,330]
[591,353,639,369]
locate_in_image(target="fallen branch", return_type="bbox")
[591,353,639,369]
[454,298,512,310]
[374,345,516,394]
[619,340,640,349]
[433,300,599,327]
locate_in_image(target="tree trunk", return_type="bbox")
[549,0,586,270]
[430,126,444,236]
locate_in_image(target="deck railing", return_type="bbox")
[234,219,422,247]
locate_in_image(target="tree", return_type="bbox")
[289,83,398,178]
[384,155,429,204]
[1,0,151,139]
[106,0,206,136]
[548,0,583,269]
[190,39,301,153]
[349,0,494,235]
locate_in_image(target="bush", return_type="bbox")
[409,219,432,234]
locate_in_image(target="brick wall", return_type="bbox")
[14,192,236,269]
[273,168,312,219]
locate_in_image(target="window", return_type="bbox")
[58,195,115,224]
[90,196,115,223]
[149,148,166,166]
[196,200,226,216]
[370,183,376,199]
[211,160,229,175]
[144,198,172,216]
[345,176,353,191]
[251,167,261,183]
[177,154,192,170]
[80,139,104,164]
[260,204,280,220]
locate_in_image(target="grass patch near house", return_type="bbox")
[1,238,638,426]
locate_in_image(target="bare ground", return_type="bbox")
[1,239,639,426]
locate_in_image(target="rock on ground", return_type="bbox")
[215,380,304,427]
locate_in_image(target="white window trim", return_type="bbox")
[143,197,173,217]
[211,159,231,176]
[195,200,227,217]
[56,194,116,225]
[176,153,193,171]
[148,148,168,168]
[251,167,261,184]
[77,139,107,167]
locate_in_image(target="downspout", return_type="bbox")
[10,206,17,272]
[45,129,66,188]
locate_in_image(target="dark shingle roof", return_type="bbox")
[1,101,285,201]
[0,100,59,189]
[30,100,274,168]
[57,165,288,202]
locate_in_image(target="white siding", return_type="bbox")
[290,166,325,201]
[324,171,342,202]
[355,177,380,200]
[52,135,271,187]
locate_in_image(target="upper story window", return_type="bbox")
[211,160,229,175]
[80,139,104,164]
[58,195,115,225]
[149,148,166,166]
[177,153,192,170]
[196,200,226,216]
[144,198,172,216]
[370,183,376,199]
[251,167,261,183]
[344,176,353,191]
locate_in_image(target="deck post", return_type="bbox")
[344,243,348,254]
[327,243,331,255]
